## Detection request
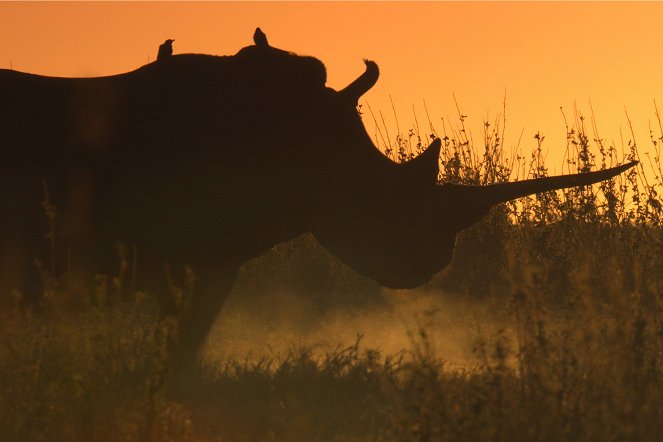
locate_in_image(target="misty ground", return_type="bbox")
[209,253,497,369]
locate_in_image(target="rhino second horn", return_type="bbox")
[339,60,379,104]
[402,138,442,185]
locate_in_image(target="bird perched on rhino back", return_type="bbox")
[253,27,269,47]
[157,39,175,61]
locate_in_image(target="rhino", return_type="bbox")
[0,29,636,365]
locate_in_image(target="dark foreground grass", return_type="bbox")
[3,263,663,442]
[1,108,663,441]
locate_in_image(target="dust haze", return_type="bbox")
[204,272,508,370]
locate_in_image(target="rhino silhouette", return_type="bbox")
[0,29,636,366]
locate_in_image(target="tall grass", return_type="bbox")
[1,106,662,441]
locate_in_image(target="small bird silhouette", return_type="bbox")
[157,39,175,61]
[253,28,269,47]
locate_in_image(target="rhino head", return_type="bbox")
[302,55,637,289]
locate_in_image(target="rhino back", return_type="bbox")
[0,52,329,282]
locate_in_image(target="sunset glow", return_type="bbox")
[3,5,663,439]
[2,2,663,172]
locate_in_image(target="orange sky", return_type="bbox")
[2,2,663,174]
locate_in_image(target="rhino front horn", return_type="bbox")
[339,60,379,104]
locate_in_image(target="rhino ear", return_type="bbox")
[401,138,441,185]
[339,60,379,104]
